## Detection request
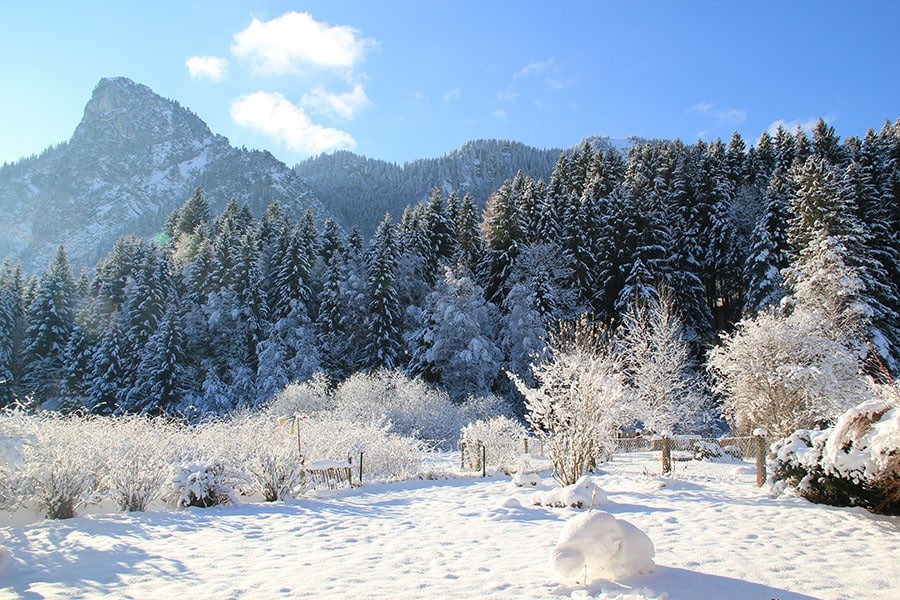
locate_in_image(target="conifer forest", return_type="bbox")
[2,119,898,427]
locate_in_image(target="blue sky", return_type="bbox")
[2,1,898,166]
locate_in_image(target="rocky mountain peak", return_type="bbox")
[0,77,321,272]
[72,77,212,149]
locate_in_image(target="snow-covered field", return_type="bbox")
[1,452,897,599]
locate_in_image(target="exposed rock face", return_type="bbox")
[0,77,323,272]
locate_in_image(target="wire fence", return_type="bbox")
[461,433,768,486]
[610,435,764,484]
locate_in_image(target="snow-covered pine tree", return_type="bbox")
[811,118,846,166]
[0,263,25,406]
[479,180,524,304]
[453,192,483,275]
[21,244,79,407]
[612,143,672,313]
[659,141,713,342]
[408,267,501,400]
[134,300,194,415]
[742,167,793,315]
[700,139,743,330]
[499,243,575,385]
[87,312,126,414]
[365,214,404,370]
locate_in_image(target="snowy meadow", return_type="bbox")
[1,448,897,599]
[2,379,899,600]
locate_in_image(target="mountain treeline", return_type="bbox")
[1,119,898,417]
[294,138,580,237]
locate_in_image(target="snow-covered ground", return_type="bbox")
[1,452,897,599]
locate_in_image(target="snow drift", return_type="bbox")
[551,510,656,582]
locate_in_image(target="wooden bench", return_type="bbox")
[302,459,354,490]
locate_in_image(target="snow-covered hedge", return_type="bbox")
[0,402,434,517]
[21,413,105,519]
[0,410,36,512]
[94,415,181,512]
[459,415,529,473]
[269,369,513,449]
[769,386,900,515]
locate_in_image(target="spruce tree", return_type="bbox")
[21,244,79,406]
[365,215,404,370]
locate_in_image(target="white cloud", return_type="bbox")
[442,88,461,102]
[496,89,518,102]
[185,56,228,81]
[718,107,747,124]
[301,84,371,120]
[767,115,834,136]
[491,109,507,120]
[230,91,356,155]
[691,101,747,124]
[517,58,555,78]
[231,11,374,75]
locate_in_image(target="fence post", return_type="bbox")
[460,441,466,470]
[661,435,672,475]
[481,443,487,478]
[358,451,364,486]
[523,437,529,455]
[754,428,768,487]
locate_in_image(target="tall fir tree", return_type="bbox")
[365,215,404,370]
[21,244,79,406]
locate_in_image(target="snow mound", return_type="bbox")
[533,475,607,508]
[511,472,541,487]
[551,511,655,583]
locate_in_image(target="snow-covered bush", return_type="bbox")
[0,410,36,511]
[708,307,869,439]
[769,387,899,515]
[168,460,244,508]
[266,372,335,418]
[223,413,307,501]
[459,415,529,473]
[551,511,655,583]
[23,413,104,519]
[513,316,633,485]
[619,290,711,436]
[333,370,462,445]
[533,475,607,509]
[93,415,180,512]
[269,370,513,451]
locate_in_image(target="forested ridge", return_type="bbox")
[1,118,898,421]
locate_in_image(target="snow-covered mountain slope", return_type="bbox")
[294,137,635,237]
[0,77,324,273]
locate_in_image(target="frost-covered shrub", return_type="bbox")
[709,307,869,439]
[93,415,180,512]
[168,460,243,508]
[333,370,504,448]
[459,416,529,473]
[266,372,335,418]
[513,316,633,485]
[224,414,306,501]
[769,389,899,515]
[24,413,104,519]
[458,394,516,424]
[269,370,513,451]
[0,410,36,511]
